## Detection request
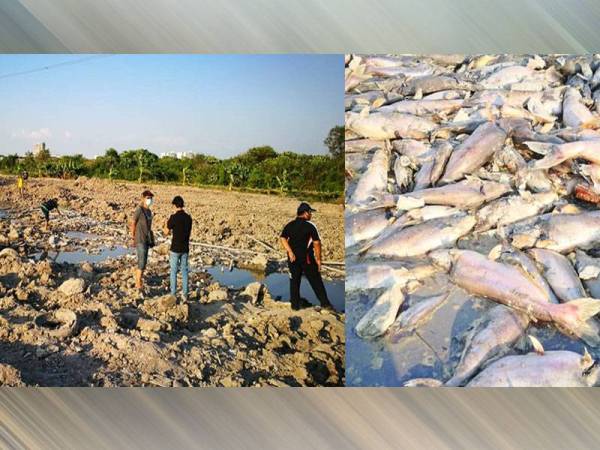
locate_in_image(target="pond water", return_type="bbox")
[207,266,345,312]
[32,246,132,264]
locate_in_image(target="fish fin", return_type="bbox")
[524,141,554,155]
[528,335,545,355]
[371,97,386,109]
[488,244,503,261]
[582,347,594,367]
[396,196,425,211]
[404,378,443,387]
[581,117,600,130]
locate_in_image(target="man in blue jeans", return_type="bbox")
[163,195,192,300]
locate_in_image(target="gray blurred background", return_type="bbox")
[2,0,600,448]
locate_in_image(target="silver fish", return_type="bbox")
[439,122,507,183]
[364,213,476,258]
[445,305,530,387]
[466,350,598,387]
[450,250,600,345]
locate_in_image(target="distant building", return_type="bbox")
[33,142,48,156]
[159,151,194,159]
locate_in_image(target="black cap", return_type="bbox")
[142,190,154,198]
[297,202,316,215]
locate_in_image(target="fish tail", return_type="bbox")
[555,298,600,346]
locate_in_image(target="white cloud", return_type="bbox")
[10,127,52,140]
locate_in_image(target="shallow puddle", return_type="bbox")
[32,246,132,264]
[206,266,345,312]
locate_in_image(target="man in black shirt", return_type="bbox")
[280,202,332,311]
[164,195,193,300]
[40,198,62,231]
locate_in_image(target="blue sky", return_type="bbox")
[0,54,343,158]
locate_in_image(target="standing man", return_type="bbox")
[163,195,192,301]
[40,198,62,231]
[16,173,24,197]
[131,190,155,299]
[280,202,333,311]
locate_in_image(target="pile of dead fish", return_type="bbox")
[345,54,600,387]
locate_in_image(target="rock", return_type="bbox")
[0,363,24,386]
[240,282,265,305]
[48,235,58,246]
[137,318,162,332]
[240,254,269,272]
[7,228,19,242]
[208,289,228,302]
[154,294,177,312]
[14,288,29,302]
[58,278,86,296]
[81,262,94,273]
[0,247,19,259]
[203,328,217,338]
[34,309,78,338]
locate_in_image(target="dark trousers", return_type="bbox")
[288,260,331,308]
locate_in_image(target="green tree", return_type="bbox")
[324,125,344,159]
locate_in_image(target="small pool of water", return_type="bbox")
[206,266,345,312]
[65,231,101,240]
[33,246,132,264]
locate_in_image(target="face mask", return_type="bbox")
[145,198,153,207]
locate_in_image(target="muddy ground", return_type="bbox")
[0,175,344,387]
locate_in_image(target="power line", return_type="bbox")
[0,55,113,80]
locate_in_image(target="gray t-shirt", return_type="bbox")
[133,206,153,245]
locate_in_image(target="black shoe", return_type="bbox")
[298,298,313,309]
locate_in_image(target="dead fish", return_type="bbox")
[350,146,389,204]
[511,210,600,253]
[494,244,559,304]
[393,155,414,192]
[345,138,385,154]
[466,350,599,387]
[445,305,530,387]
[402,75,475,96]
[563,87,600,129]
[392,139,432,163]
[528,248,586,301]
[355,283,405,339]
[390,292,450,336]
[364,213,476,258]
[396,178,511,211]
[450,250,600,345]
[346,111,437,140]
[529,140,600,170]
[365,62,435,78]
[474,191,558,232]
[413,159,434,191]
[345,209,391,248]
[575,250,600,298]
[346,262,440,293]
[429,141,454,186]
[378,99,464,115]
[423,90,468,100]
[359,205,460,255]
[439,122,507,183]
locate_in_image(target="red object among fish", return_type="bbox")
[575,184,600,204]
